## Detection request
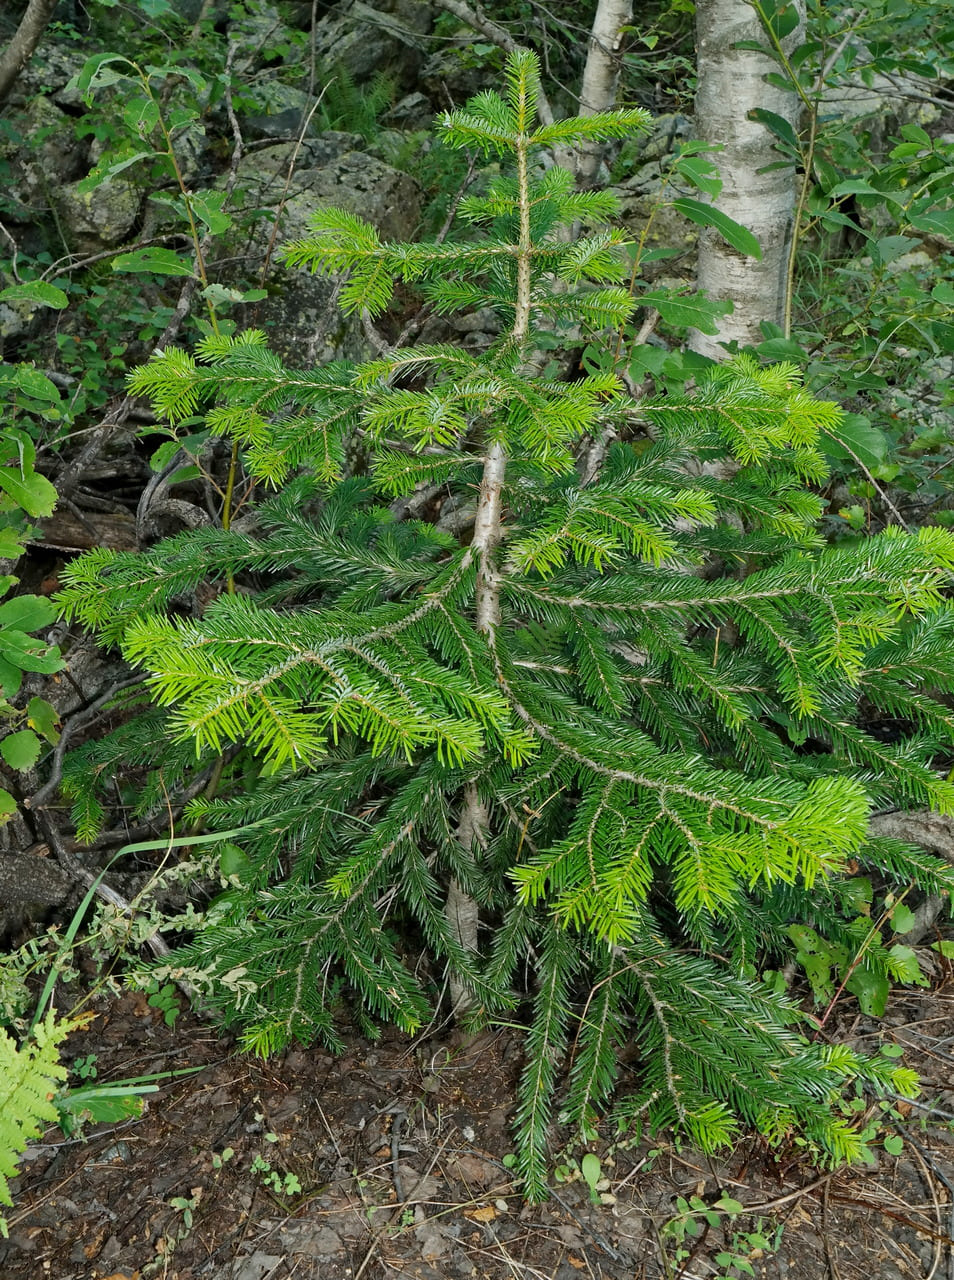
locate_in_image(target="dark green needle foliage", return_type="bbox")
[58,52,954,1197]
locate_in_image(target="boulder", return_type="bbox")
[229,135,421,362]
[55,177,143,252]
[313,0,433,90]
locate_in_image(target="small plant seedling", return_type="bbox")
[146,979,181,1027]
[251,1153,301,1197]
[71,1053,98,1080]
[580,1152,603,1204]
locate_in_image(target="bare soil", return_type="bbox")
[2,975,953,1280]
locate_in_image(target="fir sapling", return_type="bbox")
[56,51,954,1196]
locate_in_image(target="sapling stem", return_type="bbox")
[447,78,536,1014]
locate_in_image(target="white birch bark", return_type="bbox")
[689,0,804,358]
[575,0,633,185]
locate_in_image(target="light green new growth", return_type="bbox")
[57,51,949,1198]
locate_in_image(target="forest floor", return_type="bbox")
[1,971,953,1280]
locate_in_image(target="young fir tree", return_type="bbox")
[58,51,954,1196]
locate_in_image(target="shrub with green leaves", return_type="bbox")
[57,52,954,1197]
[0,280,65,813]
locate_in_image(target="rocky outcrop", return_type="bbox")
[230,133,422,363]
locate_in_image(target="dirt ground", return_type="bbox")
[2,970,953,1280]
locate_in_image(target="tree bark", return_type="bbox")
[0,0,60,107]
[575,0,633,185]
[689,0,804,357]
[0,852,69,907]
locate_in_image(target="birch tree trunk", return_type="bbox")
[689,0,804,358]
[575,0,633,185]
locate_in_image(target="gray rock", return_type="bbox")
[230,1252,285,1280]
[13,43,88,106]
[243,83,314,141]
[230,139,421,363]
[314,0,433,89]
[420,31,502,104]
[635,113,693,162]
[55,177,143,251]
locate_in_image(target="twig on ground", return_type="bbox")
[351,1129,457,1280]
[899,1129,954,1280]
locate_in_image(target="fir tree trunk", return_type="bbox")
[446,103,535,1015]
[688,0,804,357]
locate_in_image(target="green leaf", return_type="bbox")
[112,248,196,278]
[817,208,869,239]
[201,283,246,307]
[0,526,28,559]
[0,655,22,698]
[190,191,232,235]
[755,0,801,39]
[883,1134,904,1156]
[873,235,915,266]
[13,367,61,406]
[672,198,762,259]
[77,150,159,192]
[755,336,808,362]
[826,179,882,199]
[166,464,203,486]
[219,843,252,881]
[673,155,721,198]
[887,944,926,985]
[0,630,61,677]
[819,414,887,469]
[899,123,932,147]
[136,0,174,20]
[0,467,58,518]
[912,209,954,238]
[748,108,799,151]
[580,1152,601,1190]
[1,729,41,770]
[0,282,68,311]
[67,53,133,102]
[932,940,954,958]
[880,1043,904,1058]
[122,96,160,137]
[627,343,670,380]
[0,595,58,634]
[889,902,916,934]
[27,697,60,745]
[57,1085,147,1129]
[0,788,16,822]
[845,967,889,1017]
[639,288,732,333]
